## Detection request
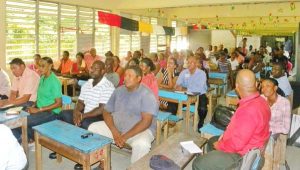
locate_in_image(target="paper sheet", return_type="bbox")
[180,141,202,154]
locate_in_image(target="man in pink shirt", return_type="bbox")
[193,69,271,170]
[0,58,40,108]
[84,48,102,71]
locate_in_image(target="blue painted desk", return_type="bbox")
[208,72,228,95]
[0,110,29,156]
[33,120,112,170]
[159,89,198,133]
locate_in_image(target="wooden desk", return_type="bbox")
[225,90,239,107]
[127,132,207,170]
[0,110,29,156]
[58,76,76,96]
[33,120,112,170]
[159,90,198,133]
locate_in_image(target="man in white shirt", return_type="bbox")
[60,61,115,129]
[271,62,293,97]
[0,124,27,170]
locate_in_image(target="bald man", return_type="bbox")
[193,69,271,170]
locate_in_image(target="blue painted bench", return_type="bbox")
[33,120,112,170]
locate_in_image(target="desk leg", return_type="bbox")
[163,120,169,140]
[72,84,76,96]
[176,102,183,133]
[156,121,161,145]
[56,154,62,163]
[35,132,42,170]
[21,117,28,157]
[103,145,111,170]
[185,104,191,133]
[83,162,91,170]
[63,82,67,95]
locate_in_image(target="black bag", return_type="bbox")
[149,155,180,170]
[210,105,235,130]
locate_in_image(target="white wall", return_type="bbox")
[211,30,236,50]
[236,35,261,50]
[188,30,211,52]
[189,30,244,52]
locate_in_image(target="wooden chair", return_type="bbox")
[155,111,171,145]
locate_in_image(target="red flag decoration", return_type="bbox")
[193,25,199,30]
[98,11,121,27]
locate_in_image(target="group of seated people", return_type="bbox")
[0,43,294,169]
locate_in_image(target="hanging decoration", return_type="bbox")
[269,13,273,21]
[231,5,235,10]
[98,11,183,36]
[290,2,296,11]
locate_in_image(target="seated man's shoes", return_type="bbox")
[49,152,57,159]
[74,163,83,170]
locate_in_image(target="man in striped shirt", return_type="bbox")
[60,60,115,129]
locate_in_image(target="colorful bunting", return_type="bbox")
[290,2,296,11]
[98,11,121,27]
[98,11,186,35]
[180,27,188,35]
[152,25,165,35]
[138,22,153,33]
[121,17,139,31]
[163,26,175,36]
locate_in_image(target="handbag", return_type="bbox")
[210,105,235,130]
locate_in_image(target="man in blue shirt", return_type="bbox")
[176,55,208,131]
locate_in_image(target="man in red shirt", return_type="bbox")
[193,69,271,170]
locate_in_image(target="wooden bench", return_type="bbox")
[127,132,207,170]
[33,120,112,170]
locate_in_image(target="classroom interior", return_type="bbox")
[1,0,300,170]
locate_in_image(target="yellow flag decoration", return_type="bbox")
[139,22,153,33]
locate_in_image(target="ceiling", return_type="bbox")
[115,0,300,36]
[56,0,300,35]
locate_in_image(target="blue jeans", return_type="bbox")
[59,109,103,129]
[13,110,58,142]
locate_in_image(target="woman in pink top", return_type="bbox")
[28,54,42,75]
[139,58,159,100]
[158,53,167,69]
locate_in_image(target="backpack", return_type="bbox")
[210,105,235,130]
